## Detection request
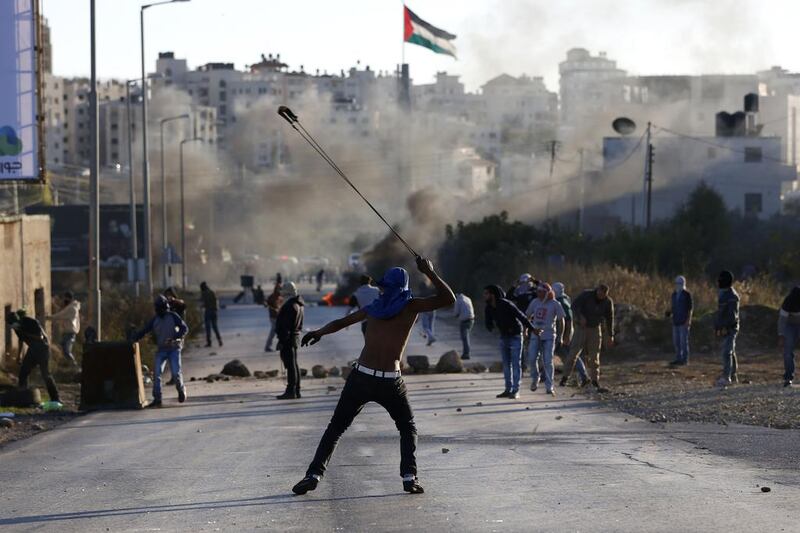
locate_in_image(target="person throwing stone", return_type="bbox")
[291,257,455,496]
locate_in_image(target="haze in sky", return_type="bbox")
[43,0,800,92]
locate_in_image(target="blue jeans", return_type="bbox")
[459,319,474,357]
[265,318,277,350]
[721,330,737,380]
[672,324,690,363]
[421,312,436,342]
[204,309,222,345]
[60,332,77,364]
[529,336,555,390]
[500,334,523,393]
[783,323,800,381]
[153,349,184,400]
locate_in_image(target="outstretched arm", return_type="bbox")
[408,257,456,313]
[302,309,367,346]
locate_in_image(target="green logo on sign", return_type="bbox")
[0,126,23,156]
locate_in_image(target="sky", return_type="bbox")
[42,0,800,93]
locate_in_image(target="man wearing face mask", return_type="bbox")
[275,282,305,400]
[714,270,740,388]
[667,276,693,367]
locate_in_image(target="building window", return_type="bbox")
[111,152,119,160]
[219,91,226,101]
[744,193,762,214]
[744,147,762,162]
[219,80,226,88]
[707,147,716,159]
[219,105,226,115]
[111,138,118,145]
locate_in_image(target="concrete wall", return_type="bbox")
[0,215,51,363]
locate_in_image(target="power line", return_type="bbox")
[652,124,786,164]
[603,129,648,170]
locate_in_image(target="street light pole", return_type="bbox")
[160,114,190,288]
[125,79,139,297]
[179,137,202,288]
[89,0,101,338]
[140,0,191,296]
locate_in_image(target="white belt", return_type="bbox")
[354,363,401,379]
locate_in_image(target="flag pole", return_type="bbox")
[401,2,405,66]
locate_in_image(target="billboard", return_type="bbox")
[0,0,42,181]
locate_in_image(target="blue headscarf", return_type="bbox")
[364,267,413,319]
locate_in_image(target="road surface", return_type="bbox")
[1,296,798,532]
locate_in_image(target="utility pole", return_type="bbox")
[89,0,101,338]
[577,148,585,235]
[646,142,655,230]
[126,80,139,297]
[544,140,560,221]
[641,122,652,228]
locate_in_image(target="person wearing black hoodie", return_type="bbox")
[484,285,535,399]
[6,310,60,403]
[714,270,740,388]
[276,282,304,399]
[778,286,800,387]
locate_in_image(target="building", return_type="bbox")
[0,215,52,362]
[559,48,627,129]
[602,133,797,226]
[41,74,66,168]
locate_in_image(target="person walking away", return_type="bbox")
[667,276,693,366]
[275,282,304,399]
[348,275,380,337]
[418,282,437,346]
[714,270,740,388]
[484,285,535,399]
[253,285,266,306]
[316,269,325,292]
[526,283,565,395]
[562,284,615,393]
[45,291,80,366]
[291,257,455,496]
[6,310,60,404]
[453,292,475,360]
[778,286,800,387]
[200,281,223,347]
[264,282,283,352]
[131,296,189,407]
[553,282,589,387]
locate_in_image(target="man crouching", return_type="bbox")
[292,257,455,496]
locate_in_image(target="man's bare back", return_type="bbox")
[302,258,455,370]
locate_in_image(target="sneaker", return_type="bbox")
[178,387,187,403]
[784,380,793,388]
[668,360,682,367]
[426,339,436,347]
[559,376,568,387]
[264,347,273,353]
[292,475,319,495]
[276,392,298,400]
[715,377,732,388]
[461,354,470,360]
[509,391,520,399]
[218,340,224,347]
[496,390,511,398]
[403,479,425,494]
[149,398,162,408]
[530,383,538,392]
[579,377,591,388]
[205,342,212,348]
[591,380,610,393]
[546,389,556,396]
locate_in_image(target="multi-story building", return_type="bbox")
[559,48,627,130]
[41,73,66,168]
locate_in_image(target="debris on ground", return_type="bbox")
[312,365,328,379]
[436,351,463,373]
[221,359,251,377]
[406,355,430,372]
[441,448,450,454]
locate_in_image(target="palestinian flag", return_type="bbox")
[404,6,457,58]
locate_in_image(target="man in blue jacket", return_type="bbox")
[668,276,693,367]
[132,296,189,407]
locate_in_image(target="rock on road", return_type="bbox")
[0,296,798,532]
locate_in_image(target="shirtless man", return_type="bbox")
[291,257,455,496]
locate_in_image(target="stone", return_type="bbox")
[190,377,196,382]
[253,371,266,379]
[265,370,279,378]
[311,365,329,379]
[0,388,41,407]
[341,366,353,379]
[406,355,430,372]
[441,448,450,454]
[436,351,463,373]
[761,486,771,493]
[32,423,45,431]
[0,418,13,428]
[300,368,308,377]
[205,376,215,383]
[328,366,341,377]
[489,361,504,373]
[327,386,337,392]
[221,359,251,377]
[465,362,487,373]
[456,408,462,412]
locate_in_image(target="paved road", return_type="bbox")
[1,299,798,532]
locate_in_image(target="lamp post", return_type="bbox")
[159,114,190,288]
[125,79,139,296]
[179,137,203,288]
[140,0,191,296]
[89,0,101,338]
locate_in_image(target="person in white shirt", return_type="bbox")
[453,293,475,359]
[45,291,81,366]
[348,275,381,336]
[525,283,565,395]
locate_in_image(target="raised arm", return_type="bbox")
[131,318,155,343]
[408,257,456,313]
[302,309,367,346]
